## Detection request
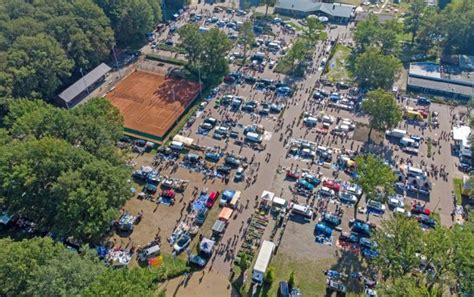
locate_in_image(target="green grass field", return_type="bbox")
[326,44,352,83]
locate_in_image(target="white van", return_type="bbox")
[304,116,318,126]
[199,27,210,32]
[245,132,262,143]
[407,166,426,178]
[170,141,184,151]
[291,204,313,218]
[138,244,160,262]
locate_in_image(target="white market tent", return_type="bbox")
[173,135,194,146]
[260,191,275,202]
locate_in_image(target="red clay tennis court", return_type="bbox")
[107,70,201,140]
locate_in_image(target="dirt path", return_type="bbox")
[160,270,239,297]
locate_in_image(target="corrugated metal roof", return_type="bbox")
[58,63,111,103]
[275,0,354,18]
[275,0,321,11]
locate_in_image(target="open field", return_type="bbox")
[326,44,352,83]
[107,70,201,139]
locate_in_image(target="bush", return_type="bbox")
[265,267,275,286]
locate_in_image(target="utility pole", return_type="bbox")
[112,46,122,79]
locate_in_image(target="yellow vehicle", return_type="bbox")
[405,110,424,121]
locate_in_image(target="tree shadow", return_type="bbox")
[325,249,365,296]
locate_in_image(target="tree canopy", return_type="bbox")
[0,0,115,99]
[354,14,401,56]
[0,98,130,241]
[0,237,105,297]
[95,0,161,46]
[353,47,402,90]
[302,17,324,46]
[238,21,256,64]
[0,237,190,296]
[353,154,396,218]
[373,215,474,296]
[178,24,232,84]
[362,89,402,141]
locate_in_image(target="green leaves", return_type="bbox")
[362,89,402,134]
[353,47,402,90]
[0,237,105,297]
[0,0,115,99]
[0,98,130,241]
[302,17,324,46]
[178,24,232,84]
[355,154,396,201]
[374,217,474,296]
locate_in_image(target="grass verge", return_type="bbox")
[453,178,463,205]
[326,44,352,82]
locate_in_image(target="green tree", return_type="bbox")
[262,0,276,17]
[404,0,428,42]
[0,237,104,297]
[5,33,73,99]
[353,154,396,218]
[95,0,160,46]
[5,98,124,163]
[286,38,309,71]
[302,16,324,46]
[354,14,401,55]
[178,25,231,84]
[238,21,256,65]
[440,0,474,55]
[353,47,402,90]
[378,276,430,297]
[362,89,402,141]
[0,137,131,241]
[373,215,424,281]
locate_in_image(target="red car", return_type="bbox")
[323,180,341,192]
[411,204,430,216]
[206,191,220,208]
[286,170,300,180]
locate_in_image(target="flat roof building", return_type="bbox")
[407,62,474,100]
[57,63,111,108]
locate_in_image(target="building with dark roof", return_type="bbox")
[407,62,474,100]
[275,0,355,23]
[56,63,111,109]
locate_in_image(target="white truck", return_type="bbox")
[252,240,275,285]
[385,129,407,139]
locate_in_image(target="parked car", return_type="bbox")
[217,165,232,175]
[195,208,208,225]
[206,192,220,208]
[225,155,241,167]
[173,234,191,253]
[323,180,341,192]
[205,152,220,162]
[319,186,335,197]
[339,191,357,204]
[234,167,245,182]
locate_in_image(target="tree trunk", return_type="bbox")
[265,4,269,16]
[367,126,373,143]
[353,191,364,219]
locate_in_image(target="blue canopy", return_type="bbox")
[315,223,333,237]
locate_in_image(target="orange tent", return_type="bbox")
[218,207,233,221]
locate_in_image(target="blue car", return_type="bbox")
[205,152,220,162]
[297,179,314,191]
[417,97,431,105]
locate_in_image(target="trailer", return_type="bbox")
[252,240,275,285]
